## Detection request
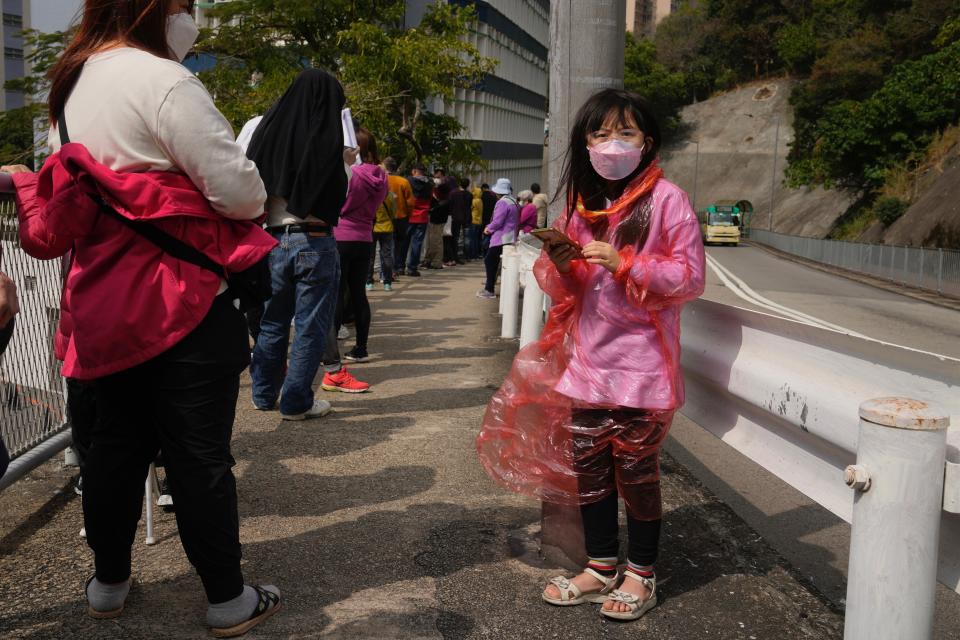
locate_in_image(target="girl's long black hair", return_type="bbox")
[555,89,662,248]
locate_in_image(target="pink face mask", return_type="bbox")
[587,140,646,181]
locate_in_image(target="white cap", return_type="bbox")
[491,178,512,195]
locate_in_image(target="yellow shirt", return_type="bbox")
[373,191,397,233]
[471,187,483,225]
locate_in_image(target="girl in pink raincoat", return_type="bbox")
[476,89,705,621]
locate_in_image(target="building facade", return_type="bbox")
[0,0,30,111]
[627,0,681,38]
[409,0,549,190]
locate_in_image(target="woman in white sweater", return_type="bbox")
[4,1,280,636]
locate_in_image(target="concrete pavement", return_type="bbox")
[1,262,846,638]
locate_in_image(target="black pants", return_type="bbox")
[0,435,8,480]
[393,218,409,273]
[442,235,456,263]
[483,244,503,293]
[574,408,664,567]
[336,241,372,350]
[67,377,97,471]
[84,293,249,604]
[245,303,264,342]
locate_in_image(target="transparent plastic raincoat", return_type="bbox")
[476,174,705,520]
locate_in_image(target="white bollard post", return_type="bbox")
[844,398,949,640]
[520,268,545,348]
[499,245,516,315]
[144,464,157,545]
[500,249,520,339]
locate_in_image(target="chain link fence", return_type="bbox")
[0,197,68,460]
[751,229,960,299]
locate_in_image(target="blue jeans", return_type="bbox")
[251,230,339,415]
[464,224,480,259]
[406,222,427,271]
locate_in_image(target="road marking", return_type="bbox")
[705,252,872,339]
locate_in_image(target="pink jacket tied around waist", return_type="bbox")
[13,143,276,380]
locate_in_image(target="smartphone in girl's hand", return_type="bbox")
[0,172,14,193]
[530,228,585,258]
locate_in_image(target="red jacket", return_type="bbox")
[13,143,276,380]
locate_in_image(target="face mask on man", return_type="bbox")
[167,12,200,62]
[587,139,646,181]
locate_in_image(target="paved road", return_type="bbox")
[702,243,960,358]
[675,242,960,638]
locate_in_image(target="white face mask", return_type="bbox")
[166,12,199,62]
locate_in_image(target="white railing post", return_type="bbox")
[500,248,520,339]
[938,248,944,294]
[843,398,949,640]
[519,268,545,347]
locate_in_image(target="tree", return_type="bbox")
[336,2,494,164]
[199,0,494,169]
[623,33,687,138]
[1,29,72,167]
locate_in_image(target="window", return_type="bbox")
[2,13,22,28]
[4,47,23,60]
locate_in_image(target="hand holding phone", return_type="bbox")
[530,228,584,257]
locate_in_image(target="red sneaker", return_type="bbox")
[321,367,370,393]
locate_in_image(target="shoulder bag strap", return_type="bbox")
[57,111,226,278]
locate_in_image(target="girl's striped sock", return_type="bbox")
[586,556,618,577]
[626,561,655,580]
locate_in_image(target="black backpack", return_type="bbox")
[57,113,272,311]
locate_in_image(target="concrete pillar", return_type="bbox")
[540,0,626,566]
[545,0,627,224]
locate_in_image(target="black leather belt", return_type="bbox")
[267,224,331,236]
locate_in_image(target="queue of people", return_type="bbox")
[0,0,703,634]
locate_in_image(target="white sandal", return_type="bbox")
[542,568,619,606]
[599,571,657,620]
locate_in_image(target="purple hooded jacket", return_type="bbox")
[334,163,389,242]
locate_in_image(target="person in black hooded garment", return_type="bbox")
[247,68,352,421]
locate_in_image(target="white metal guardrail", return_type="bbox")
[0,197,70,486]
[751,228,960,298]
[501,243,960,639]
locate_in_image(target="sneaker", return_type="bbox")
[365,282,374,291]
[406,270,421,277]
[321,367,370,393]
[337,326,350,340]
[344,347,371,362]
[476,289,496,299]
[74,475,83,497]
[157,476,175,512]
[281,399,333,421]
[383,283,393,292]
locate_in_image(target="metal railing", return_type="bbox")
[751,228,960,299]
[0,197,68,463]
